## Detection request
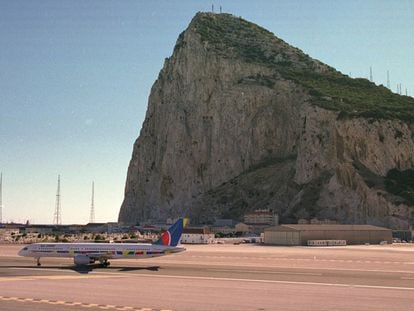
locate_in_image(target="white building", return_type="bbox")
[181,228,215,244]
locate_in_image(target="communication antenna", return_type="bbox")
[212,4,214,12]
[89,181,95,223]
[0,172,3,224]
[369,66,373,82]
[53,175,62,225]
[387,70,390,89]
[406,88,408,96]
[220,5,222,13]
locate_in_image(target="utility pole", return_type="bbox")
[53,175,62,225]
[89,181,95,223]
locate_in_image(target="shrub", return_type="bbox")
[385,168,414,205]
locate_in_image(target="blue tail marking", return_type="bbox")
[154,218,185,247]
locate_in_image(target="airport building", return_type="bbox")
[264,224,392,246]
[244,209,278,226]
[181,227,215,244]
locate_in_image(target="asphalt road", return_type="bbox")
[1,244,414,310]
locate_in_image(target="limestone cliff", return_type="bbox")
[118,13,414,228]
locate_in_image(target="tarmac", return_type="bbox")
[1,243,414,310]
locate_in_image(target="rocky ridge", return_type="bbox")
[118,13,414,228]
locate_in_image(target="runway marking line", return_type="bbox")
[208,268,322,276]
[0,273,129,282]
[188,255,414,265]
[0,296,168,311]
[116,272,414,291]
[92,265,414,276]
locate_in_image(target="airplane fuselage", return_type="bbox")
[19,242,185,260]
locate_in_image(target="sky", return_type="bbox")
[0,0,413,224]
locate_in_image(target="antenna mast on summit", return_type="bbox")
[89,181,95,223]
[0,172,3,223]
[387,70,390,89]
[369,66,373,82]
[53,175,62,225]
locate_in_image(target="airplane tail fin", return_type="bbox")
[154,218,187,247]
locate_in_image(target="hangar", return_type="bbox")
[264,224,392,245]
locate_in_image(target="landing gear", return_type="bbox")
[36,258,41,267]
[99,259,110,267]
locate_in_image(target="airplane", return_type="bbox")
[18,218,187,267]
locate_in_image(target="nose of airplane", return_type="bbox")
[18,246,28,256]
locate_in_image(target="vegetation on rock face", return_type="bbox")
[292,71,414,123]
[385,169,414,205]
[191,13,414,123]
[192,13,310,68]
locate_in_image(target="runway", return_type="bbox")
[1,244,414,310]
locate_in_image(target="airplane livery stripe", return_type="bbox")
[29,249,166,256]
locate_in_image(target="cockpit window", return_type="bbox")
[23,247,28,250]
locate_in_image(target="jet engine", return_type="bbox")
[73,255,94,265]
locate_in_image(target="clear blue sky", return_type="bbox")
[1,0,413,224]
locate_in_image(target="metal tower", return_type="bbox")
[0,172,3,224]
[53,175,62,225]
[369,66,373,82]
[387,70,390,89]
[89,181,95,223]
